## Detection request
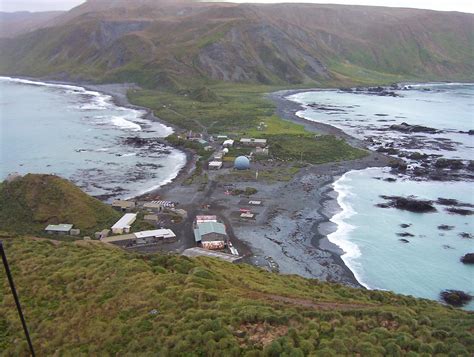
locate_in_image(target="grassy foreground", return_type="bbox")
[1,237,473,355]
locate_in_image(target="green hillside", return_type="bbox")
[0,1,473,88]
[1,237,473,355]
[0,174,120,236]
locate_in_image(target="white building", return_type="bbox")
[240,138,267,147]
[101,229,176,247]
[209,161,223,170]
[135,229,176,243]
[223,139,234,147]
[111,213,137,234]
[196,215,218,224]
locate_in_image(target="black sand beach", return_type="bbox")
[47,81,395,287]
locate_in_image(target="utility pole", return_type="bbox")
[0,241,35,357]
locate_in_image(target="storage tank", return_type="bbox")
[234,156,250,170]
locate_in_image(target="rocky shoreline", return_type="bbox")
[92,83,394,288]
[6,77,393,287]
[81,83,197,198]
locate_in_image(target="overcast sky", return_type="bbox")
[1,0,473,13]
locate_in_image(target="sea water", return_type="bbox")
[0,77,186,200]
[289,84,474,309]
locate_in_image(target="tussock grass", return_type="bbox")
[1,237,473,355]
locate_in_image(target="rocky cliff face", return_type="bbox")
[0,2,473,87]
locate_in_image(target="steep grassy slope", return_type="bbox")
[0,237,473,355]
[0,174,120,235]
[0,1,472,87]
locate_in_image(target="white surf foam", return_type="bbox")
[327,171,372,289]
[125,151,187,199]
[110,116,142,131]
[0,76,175,137]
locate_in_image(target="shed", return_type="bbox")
[240,212,255,220]
[213,152,224,160]
[209,161,223,170]
[70,228,81,236]
[112,200,136,212]
[144,214,159,222]
[45,224,73,235]
[111,213,137,234]
[223,139,234,147]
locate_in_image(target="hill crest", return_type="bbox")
[0,174,120,235]
[0,2,472,87]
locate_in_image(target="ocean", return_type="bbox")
[0,77,186,200]
[289,84,474,309]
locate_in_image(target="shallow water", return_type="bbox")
[332,168,473,310]
[289,84,474,160]
[290,84,474,309]
[0,77,186,200]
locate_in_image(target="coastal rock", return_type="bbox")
[124,136,148,147]
[399,239,410,243]
[307,103,345,112]
[440,290,473,307]
[467,161,474,171]
[407,152,429,160]
[459,233,473,239]
[389,161,407,171]
[434,159,464,170]
[437,225,454,231]
[446,208,473,216]
[400,223,411,228]
[437,198,473,208]
[376,146,399,155]
[377,196,436,213]
[389,122,439,134]
[397,232,415,237]
[436,198,459,206]
[460,253,474,264]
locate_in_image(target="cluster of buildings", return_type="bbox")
[208,137,269,171]
[193,215,229,250]
[105,209,178,248]
[45,198,180,250]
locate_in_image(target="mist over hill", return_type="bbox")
[0,0,472,87]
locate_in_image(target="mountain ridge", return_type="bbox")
[0,2,472,88]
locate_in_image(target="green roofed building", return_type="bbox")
[194,221,228,250]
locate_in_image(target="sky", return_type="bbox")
[0,0,473,13]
